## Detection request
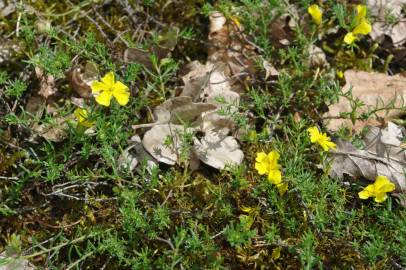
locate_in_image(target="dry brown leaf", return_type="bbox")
[123,27,179,69]
[31,117,70,142]
[367,0,406,47]
[329,123,406,192]
[324,70,406,132]
[133,96,217,129]
[25,95,45,117]
[268,15,295,47]
[66,61,98,98]
[371,21,406,47]
[193,129,244,170]
[308,45,328,68]
[207,11,267,93]
[35,67,57,99]
[142,124,194,165]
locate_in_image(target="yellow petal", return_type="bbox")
[308,4,323,25]
[255,162,268,175]
[101,71,115,87]
[255,152,269,175]
[255,152,267,163]
[267,150,280,170]
[90,81,107,93]
[356,5,367,22]
[240,206,254,213]
[336,70,344,79]
[374,192,388,203]
[268,169,282,185]
[352,19,371,35]
[307,127,320,143]
[113,81,128,92]
[344,32,356,44]
[358,184,374,199]
[95,90,113,106]
[319,138,336,151]
[358,190,371,199]
[277,182,288,196]
[271,247,282,260]
[74,108,87,123]
[374,176,396,193]
[112,85,130,106]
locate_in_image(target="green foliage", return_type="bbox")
[1,0,405,269]
[5,80,27,98]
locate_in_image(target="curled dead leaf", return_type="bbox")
[66,61,98,98]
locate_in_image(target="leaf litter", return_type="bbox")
[133,11,277,170]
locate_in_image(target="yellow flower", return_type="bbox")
[336,70,344,79]
[276,182,288,196]
[255,151,282,185]
[308,4,323,25]
[307,126,336,151]
[74,108,94,128]
[91,71,130,107]
[352,19,371,35]
[358,176,396,203]
[344,32,357,44]
[356,5,367,21]
[344,5,371,44]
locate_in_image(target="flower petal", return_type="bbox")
[358,184,374,199]
[91,81,107,93]
[268,169,282,185]
[356,5,367,22]
[267,151,280,169]
[255,162,268,175]
[320,138,336,151]
[374,176,396,193]
[256,152,267,163]
[112,86,130,106]
[113,81,129,92]
[101,71,115,87]
[344,32,356,44]
[352,19,371,35]
[374,192,387,203]
[308,4,323,25]
[307,127,320,143]
[74,108,87,123]
[95,90,113,107]
[277,182,288,196]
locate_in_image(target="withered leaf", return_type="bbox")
[330,123,406,192]
[66,61,98,99]
[193,129,244,170]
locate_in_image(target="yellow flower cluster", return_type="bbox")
[358,176,395,203]
[344,5,371,44]
[255,151,288,195]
